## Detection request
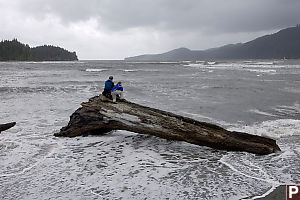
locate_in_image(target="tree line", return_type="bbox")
[0,39,78,61]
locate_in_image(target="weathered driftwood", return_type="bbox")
[0,122,16,133]
[55,95,281,155]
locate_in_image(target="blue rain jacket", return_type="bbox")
[104,79,114,90]
[111,84,123,92]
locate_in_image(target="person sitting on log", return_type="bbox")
[102,76,114,99]
[111,81,124,103]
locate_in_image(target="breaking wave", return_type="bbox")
[86,68,107,72]
[228,119,300,139]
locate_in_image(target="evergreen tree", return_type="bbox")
[0,39,78,61]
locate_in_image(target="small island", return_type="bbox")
[0,39,78,61]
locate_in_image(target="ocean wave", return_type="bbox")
[0,86,59,94]
[184,61,219,68]
[228,119,300,139]
[183,63,206,68]
[85,68,107,72]
[0,85,97,94]
[122,69,161,72]
[249,109,277,117]
[248,61,275,65]
[123,69,139,72]
[125,61,181,64]
[247,69,277,73]
[204,61,217,65]
[242,60,282,65]
[184,62,277,70]
[219,154,281,199]
[219,154,280,185]
[26,61,84,64]
[282,87,300,93]
[273,103,300,117]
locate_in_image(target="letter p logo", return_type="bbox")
[287,185,300,200]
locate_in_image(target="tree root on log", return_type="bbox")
[55,95,281,155]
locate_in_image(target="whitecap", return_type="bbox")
[249,109,277,117]
[247,69,277,73]
[125,61,180,64]
[85,68,107,72]
[219,154,280,185]
[123,69,138,72]
[248,61,274,65]
[273,103,300,116]
[228,119,300,139]
[204,61,216,65]
[282,87,300,93]
[183,63,206,68]
[36,61,84,64]
[219,154,281,199]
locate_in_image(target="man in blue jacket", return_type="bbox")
[102,76,114,98]
[111,81,124,103]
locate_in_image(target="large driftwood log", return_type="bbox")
[0,122,16,133]
[55,95,281,155]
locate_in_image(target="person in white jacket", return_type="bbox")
[111,81,124,103]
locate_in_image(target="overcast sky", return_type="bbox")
[1,0,300,60]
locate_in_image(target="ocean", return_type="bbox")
[0,60,300,199]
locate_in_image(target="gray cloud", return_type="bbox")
[16,0,300,33]
[1,0,300,59]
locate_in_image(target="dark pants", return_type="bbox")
[102,89,112,99]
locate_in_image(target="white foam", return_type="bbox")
[0,143,57,177]
[247,69,277,73]
[123,69,138,72]
[205,61,216,65]
[34,61,84,64]
[249,109,277,117]
[283,87,300,93]
[219,152,284,199]
[2,60,300,199]
[219,155,280,185]
[229,119,300,139]
[273,102,300,116]
[85,68,107,72]
[126,61,180,64]
[248,61,274,65]
[251,185,280,200]
[184,63,205,68]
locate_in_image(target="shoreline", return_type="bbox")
[249,185,286,200]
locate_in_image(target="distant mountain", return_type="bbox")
[0,39,78,61]
[125,25,300,61]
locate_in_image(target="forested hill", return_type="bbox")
[0,39,78,61]
[125,25,300,61]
